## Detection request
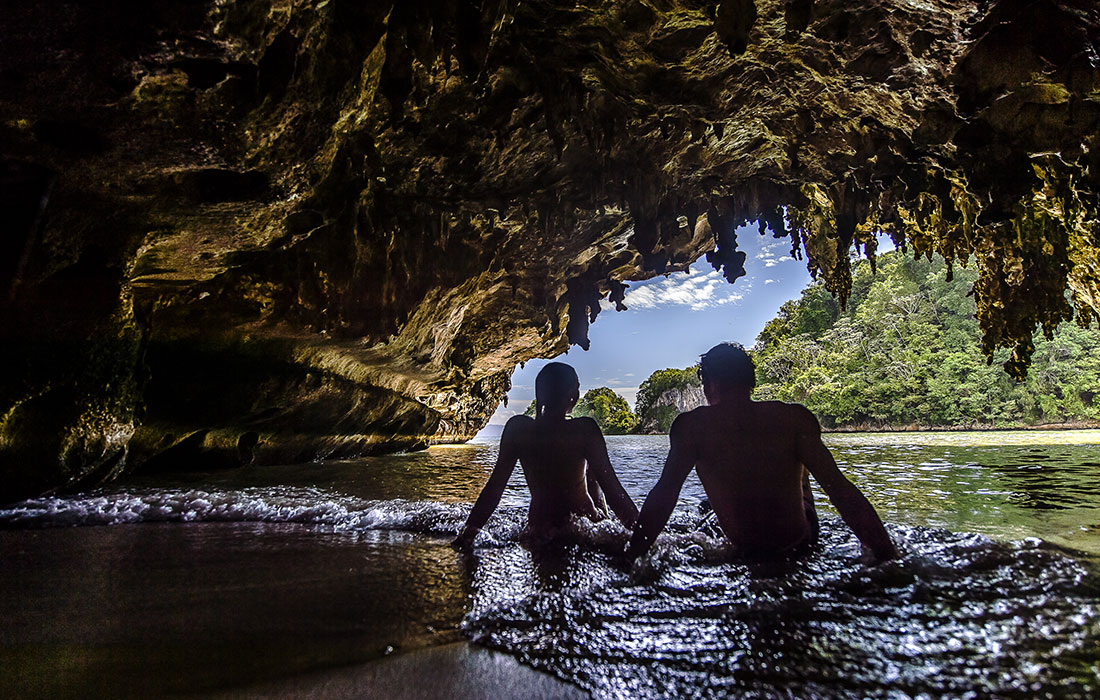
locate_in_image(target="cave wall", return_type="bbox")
[1,0,1098,501]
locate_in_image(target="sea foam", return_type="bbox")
[0,487,485,536]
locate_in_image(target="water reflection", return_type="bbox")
[0,524,472,699]
[120,443,501,505]
[96,431,1100,555]
[819,436,1100,554]
[464,522,1100,699]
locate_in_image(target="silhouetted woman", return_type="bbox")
[454,362,639,547]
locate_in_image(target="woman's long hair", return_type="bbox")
[534,362,579,419]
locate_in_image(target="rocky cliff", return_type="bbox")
[637,385,707,433]
[2,0,1099,500]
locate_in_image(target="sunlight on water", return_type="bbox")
[464,523,1100,699]
[2,431,1099,698]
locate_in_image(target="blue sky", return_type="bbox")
[482,224,816,427]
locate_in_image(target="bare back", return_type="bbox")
[455,414,638,547]
[507,415,604,528]
[627,350,897,563]
[628,395,896,562]
[683,401,812,554]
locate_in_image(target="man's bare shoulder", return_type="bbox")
[752,400,820,433]
[669,406,708,437]
[752,398,814,420]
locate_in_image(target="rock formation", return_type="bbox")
[2,0,1099,500]
[637,384,707,434]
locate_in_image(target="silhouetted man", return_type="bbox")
[627,343,898,562]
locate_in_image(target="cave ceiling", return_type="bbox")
[1,0,1099,499]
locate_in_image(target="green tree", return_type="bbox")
[573,387,638,434]
[753,250,1100,428]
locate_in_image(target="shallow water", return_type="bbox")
[2,431,1099,698]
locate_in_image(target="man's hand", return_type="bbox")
[625,526,655,562]
[860,541,899,566]
[452,530,475,550]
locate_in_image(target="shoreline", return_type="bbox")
[824,421,1100,433]
[628,421,1100,436]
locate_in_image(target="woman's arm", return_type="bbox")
[586,468,610,517]
[581,418,639,528]
[454,419,521,547]
[626,413,695,559]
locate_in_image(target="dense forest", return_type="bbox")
[572,387,638,434]
[753,252,1100,429]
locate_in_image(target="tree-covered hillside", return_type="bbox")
[752,252,1100,429]
[524,387,638,434]
[573,388,638,434]
[635,368,703,433]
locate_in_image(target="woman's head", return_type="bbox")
[534,362,580,418]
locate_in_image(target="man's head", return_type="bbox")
[698,342,755,395]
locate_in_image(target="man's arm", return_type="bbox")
[581,418,638,527]
[626,414,697,560]
[454,418,520,547]
[801,467,820,540]
[794,407,898,561]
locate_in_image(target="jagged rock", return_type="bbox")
[637,385,707,434]
[1,0,1099,500]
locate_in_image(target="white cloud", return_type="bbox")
[486,407,526,426]
[764,255,795,267]
[617,387,640,406]
[764,279,777,285]
[623,270,743,311]
[758,240,796,266]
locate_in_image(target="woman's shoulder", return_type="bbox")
[504,414,535,428]
[501,414,535,437]
[567,415,601,432]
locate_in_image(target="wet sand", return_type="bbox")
[195,642,588,700]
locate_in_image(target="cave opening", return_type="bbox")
[481,224,827,434]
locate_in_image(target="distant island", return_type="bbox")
[517,251,1100,436]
